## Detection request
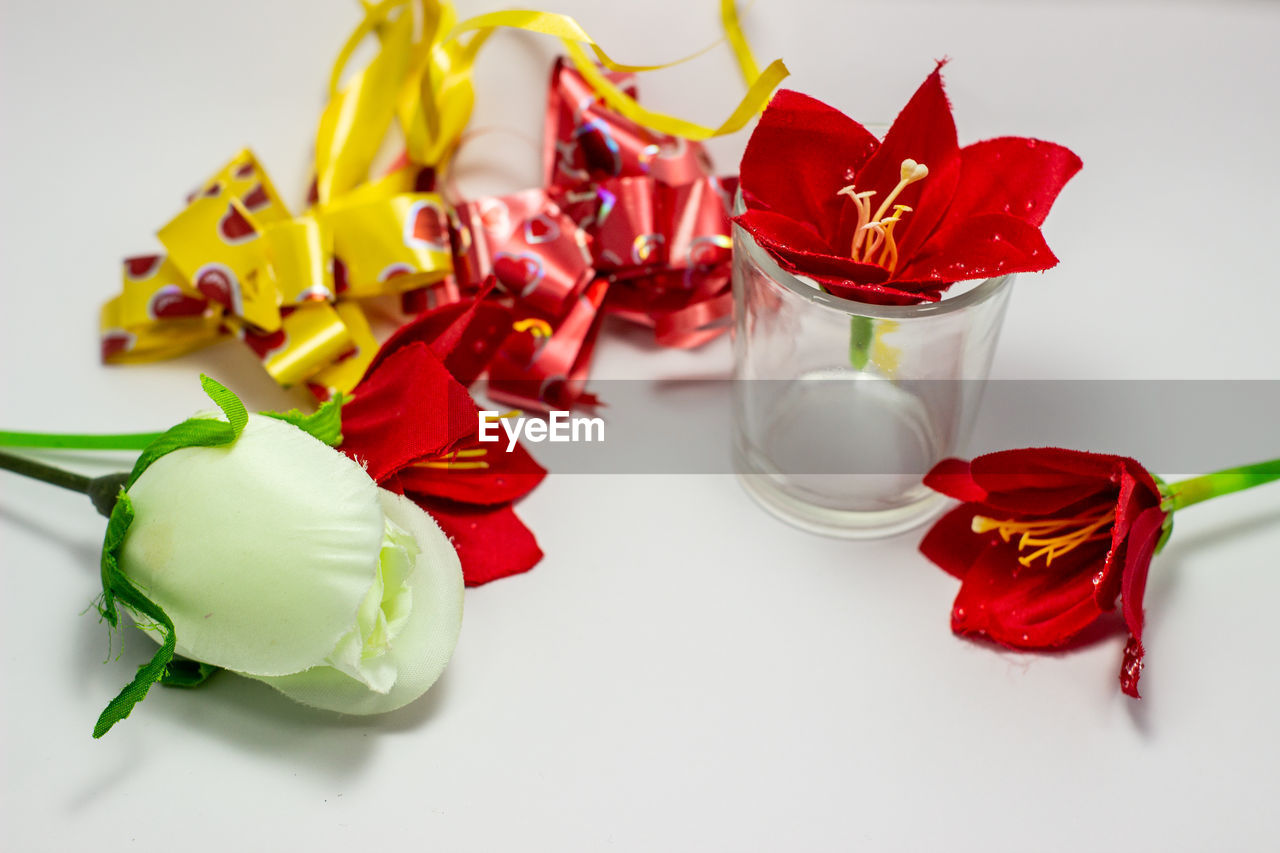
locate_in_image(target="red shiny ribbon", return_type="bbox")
[392,59,740,411]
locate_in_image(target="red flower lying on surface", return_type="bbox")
[338,293,547,586]
[920,448,1168,697]
[734,63,1082,305]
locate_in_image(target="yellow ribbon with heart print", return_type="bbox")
[99,1,784,395]
[100,149,453,395]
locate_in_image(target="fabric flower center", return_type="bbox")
[324,515,420,693]
[970,504,1115,567]
[837,158,930,272]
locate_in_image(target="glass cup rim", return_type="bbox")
[733,221,1013,321]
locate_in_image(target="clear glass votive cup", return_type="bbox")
[730,224,1014,538]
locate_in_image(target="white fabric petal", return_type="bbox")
[250,489,464,714]
[120,414,385,676]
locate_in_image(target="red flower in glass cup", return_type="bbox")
[733,63,1082,305]
[919,448,1168,697]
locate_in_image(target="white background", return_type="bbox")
[3,1,1280,850]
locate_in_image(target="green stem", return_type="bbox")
[1165,457,1280,512]
[849,315,874,370]
[0,449,131,517]
[0,449,92,493]
[0,430,162,450]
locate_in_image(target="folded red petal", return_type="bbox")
[965,449,1112,514]
[733,208,838,255]
[733,209,914,302]
[951,541,1108,648]
[1118,506,1165,697]
[946,137,1083,227]
[740,89,880,243]
[340,342,477,483]
[922,457,988,502]
[417,498,544,586]
[919,504,989,579]
[811,276,942,305]
[896,213,1059,283]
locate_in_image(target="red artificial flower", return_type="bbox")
[734,63,1082,305]
[920,448,1169,697]
[339,320,547,586]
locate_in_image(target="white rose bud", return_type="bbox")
[119,412,463,715]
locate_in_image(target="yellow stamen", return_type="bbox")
[861,222,887,261]
[416,460,491,470]
[876,205,912,272]
[414,446,492,471]
[838,159,928,269]
[838,186,876,258]
[971,506,1116,568]
[482,409,522,421]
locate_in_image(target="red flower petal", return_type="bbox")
[967,448,1116,515]
[951,539,1108,648]
[340,342,477,483]
[920,504,989,579]
[922,457,988,502]
[1118,506,1166,698]
[395,439,547,506]
[944,137,1082,228]
[371,290,515,387]
[416,498,544,586]
[733,208,839,256]
[810,276,941,305]
[839,63,961,257]
[740,89,880,244]
[895,213,1059,283]
[737,214,892,284]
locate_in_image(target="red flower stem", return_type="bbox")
[0,430,161,450]
[1165,457,1280,512]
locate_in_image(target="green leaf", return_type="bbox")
[94,377,249,737]
[261,393,346,447]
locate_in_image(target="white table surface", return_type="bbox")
[3,1,1279,850]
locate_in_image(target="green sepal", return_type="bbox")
[849,315,874,370]
[159,658,221,688]
[97,492,135,629]
[1151,473,1175,554]
[94,492,177,738]
[94,375,247,737]
[261,392,345,447]
[125,375,248,489]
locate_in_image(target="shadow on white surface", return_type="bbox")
[67,602,455,781]
[0,492,457,785]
